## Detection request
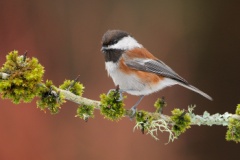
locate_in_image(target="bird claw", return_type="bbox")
[117,92,123,101]
[129,107,137,120]
[107,89,123,101]
[107,89,116,96]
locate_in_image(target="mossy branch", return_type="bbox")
[1,50,240,143]
[59,89,101,107]
[52,89,240,125]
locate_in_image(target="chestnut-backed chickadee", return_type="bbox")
[101,30,212,114]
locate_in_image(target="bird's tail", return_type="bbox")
[178,83,213,101]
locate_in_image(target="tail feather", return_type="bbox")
[178,83,213,101]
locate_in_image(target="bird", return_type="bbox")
[101,29,212,116]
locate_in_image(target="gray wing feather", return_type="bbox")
[124,58,213,100]
[125,58,188,84]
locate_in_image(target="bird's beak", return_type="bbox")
[101,47,106,53]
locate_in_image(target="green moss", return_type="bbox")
[76,105,94,121]
[226,118,240,143]
[154,97,166,113]
[100,90,125,121]
[136,110,151,122]
[171,108,191,137]
[236,104,240,115]
[135,110,153,134]
[0,50,44,103]
[59,79,84,96]
[226,104,240,143]
[37,80,65,114]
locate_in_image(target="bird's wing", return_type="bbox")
[124,58,189,85]
[123,51,213,100]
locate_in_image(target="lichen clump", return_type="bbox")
[37,80,65,114]
[226,104,240,143]
[76,105,94,121]
[135,110,153,134]
[59,79,84,96]
[0,50,44,103]
[171,108,191,137]
[100,90,125,121]
[154,97,166,113]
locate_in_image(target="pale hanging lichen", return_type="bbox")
[133,118,177,143]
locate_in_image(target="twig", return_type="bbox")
[58,89,240,125]
[1,71,240,126]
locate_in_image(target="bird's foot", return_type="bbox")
[107,85,123,101]
[129,106,137,120]
[127,95,145,120]
[107,89,116,96]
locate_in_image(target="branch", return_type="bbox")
[58,88,170,120]
[59,89,240,124]
[1,50,240,143]
[59,89,101,108]
[60,89,240,143]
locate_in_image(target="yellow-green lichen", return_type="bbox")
[154,97,167,113]
[226,104,240,143]
[100,90,125,121]
[171,108,191,137]
[135,110,153,134]
[0,50,44,103]
[37,80,65,114]
[59,79,84,96]
[76,105,94,121]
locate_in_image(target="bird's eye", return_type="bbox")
[109,39,118,45]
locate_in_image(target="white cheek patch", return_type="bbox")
[108,36,142,50]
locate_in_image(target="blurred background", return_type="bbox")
[0,0,240,160]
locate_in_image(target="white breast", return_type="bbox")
[105,61,144,92]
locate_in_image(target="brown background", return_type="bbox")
[0,1,240,160]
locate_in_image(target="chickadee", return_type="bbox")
[101,30,212,114]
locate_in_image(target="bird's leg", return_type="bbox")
[130,95,144,118]
[117,90,124,101]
